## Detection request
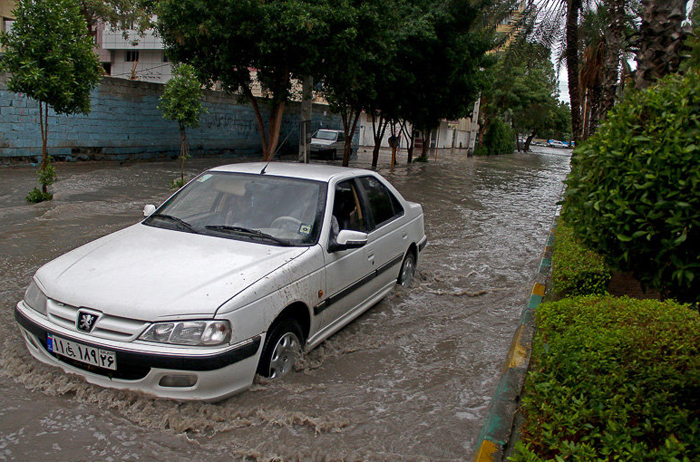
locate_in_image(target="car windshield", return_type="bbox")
[144,172,326,246]
[313,130,337,141]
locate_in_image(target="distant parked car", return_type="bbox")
[547,140,569,148]
[16,162,427,401]
[310,129,347,160]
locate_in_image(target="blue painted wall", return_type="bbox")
[0,74,342,165]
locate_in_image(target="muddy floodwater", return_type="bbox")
[0,147,570,461]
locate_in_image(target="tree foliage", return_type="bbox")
[157,0,331,161]
[1,0,102,201]
[480,43,563,151]
[78,0,155,37]
[562,71,700,303]
[159,63,207,187]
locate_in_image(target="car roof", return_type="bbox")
[209,162,374,183]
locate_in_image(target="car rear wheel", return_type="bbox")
[398,252,416,287]
[257,318,303,379]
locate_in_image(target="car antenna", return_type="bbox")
[260,129,296,174]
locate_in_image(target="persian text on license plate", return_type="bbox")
[47,333,117,371]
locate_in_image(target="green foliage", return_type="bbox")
[26,188,53,203]
[159,64,206,131]
[2,0,102,202]
[37,160,57,188]
[551,222,611,297]
[157,0,333,159]
[482,117,515,155]
[159,64,205,186]
[513,296,700,461]
[0,0,102,116]
[481,44,565,144]
[26,159,57,203]
[391,0,497,134]
[562,71,700,303]
[537,102,572,141]
[79,0,155,37]
[169,178,185,190]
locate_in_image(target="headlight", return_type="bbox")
[139,320,231,346]
[24,280,48,315]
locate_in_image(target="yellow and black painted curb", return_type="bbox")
[472,216,558,462]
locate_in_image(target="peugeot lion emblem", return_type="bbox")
[77,311,99,333]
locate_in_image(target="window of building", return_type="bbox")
[125,50,140,62]
[3,18,15,34]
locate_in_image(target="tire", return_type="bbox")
[398,252,416,287]
[330,149,337,161]
[257,318,304,379]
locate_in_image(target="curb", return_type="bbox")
[472,217,558,462]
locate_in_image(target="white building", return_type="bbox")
[98,24,173,83]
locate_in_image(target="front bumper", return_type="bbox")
[15,303,262,401]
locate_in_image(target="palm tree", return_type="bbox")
[635,0,690,89]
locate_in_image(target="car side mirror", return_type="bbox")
[143,204,156,218]
[329,230,368,252]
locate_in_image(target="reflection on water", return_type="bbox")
[0,147,569,461]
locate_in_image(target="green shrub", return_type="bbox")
[26,160,56,203]
[26,187,53,203]
[552,222,611,297]
[483,117,515,155]
[512,296,700,461]
[562,71,700,303]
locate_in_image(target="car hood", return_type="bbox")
[35,224,309,320]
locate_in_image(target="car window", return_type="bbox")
[332,180,367,232]
[145,172,326,246]
[314,130,337,141]
[358,176,404,230]
[337,132,345,142]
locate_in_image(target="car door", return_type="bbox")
[317,179,376,329]
[356,175,406,289]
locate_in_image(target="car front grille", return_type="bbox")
[47,300,150,341]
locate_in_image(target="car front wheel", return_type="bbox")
[257,318,303,379]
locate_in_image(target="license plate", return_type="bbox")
[47,333,117,371]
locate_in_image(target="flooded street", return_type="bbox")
[0,147,569,461]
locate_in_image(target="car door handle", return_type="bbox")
[402,231,408,239]
[367,249,375,262]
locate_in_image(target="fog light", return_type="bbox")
[159,374,197,388]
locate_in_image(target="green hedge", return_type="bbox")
[562,70,700,303]
[482,117,515,155]
[512,296,700,461]
[551,222,611,297]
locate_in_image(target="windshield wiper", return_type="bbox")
[149,214,200,234]
[205,225,292,246]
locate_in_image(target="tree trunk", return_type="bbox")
[524,131,536,151]
[566,0,583,143]
[179,127,188,184]
[264,99,286,161]
[243,72,290,161]
[340,107,361,167]
[371,114,389,169]
[406,128,415,164]
[635,0,689,90]
[600,0,625,120]
[39,102,49,195]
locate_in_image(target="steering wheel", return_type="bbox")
[271,216,303,232]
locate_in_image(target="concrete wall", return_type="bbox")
[0,74,342,165]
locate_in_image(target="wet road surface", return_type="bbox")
[0,147,570,461]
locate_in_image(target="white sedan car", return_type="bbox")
[16,162,426,401]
